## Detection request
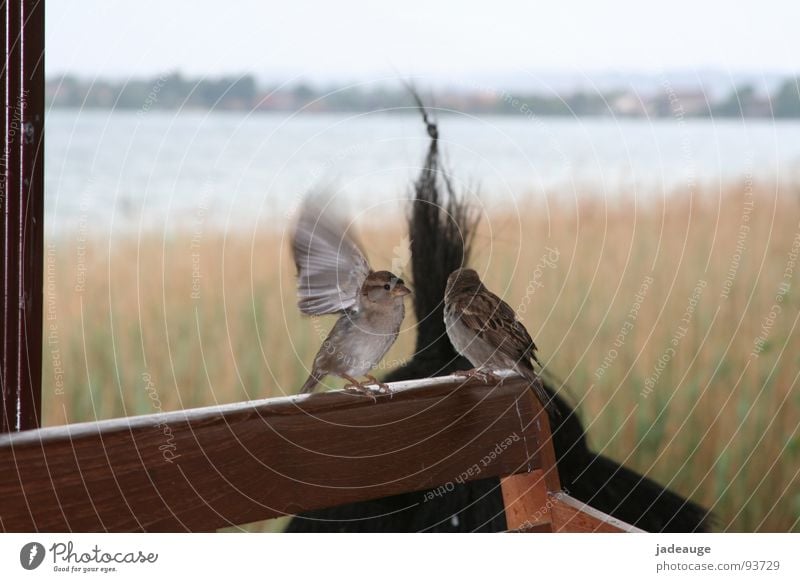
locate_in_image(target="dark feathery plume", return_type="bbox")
[285,91,711,533]
[394,85,479,376]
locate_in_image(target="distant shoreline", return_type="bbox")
[45,106,800,121]
[46,73,800,119]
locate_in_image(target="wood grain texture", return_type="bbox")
[500,469,550,531]
[0,375,550,532]
[550,493,646,533]
[499,389,562,532]
[1,0,45,433]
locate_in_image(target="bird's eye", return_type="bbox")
[384,284,391,290]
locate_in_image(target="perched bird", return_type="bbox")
[286,99,710,533]
[444,267,556,415]
[292,196,411,395]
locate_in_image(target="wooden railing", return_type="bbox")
[0,2,639,534]
[0,376,641,532]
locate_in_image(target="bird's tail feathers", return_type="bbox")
[518,365,561,419]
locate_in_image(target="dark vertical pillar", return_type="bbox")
[1,0,45,433]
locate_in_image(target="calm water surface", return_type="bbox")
[45,110,800,234]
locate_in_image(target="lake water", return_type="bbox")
[45,110,800,234]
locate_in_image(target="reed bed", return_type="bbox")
[42,180,800,531]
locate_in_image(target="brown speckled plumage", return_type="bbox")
[444,268,555,415]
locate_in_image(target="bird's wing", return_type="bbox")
[456,286,539,365]
[292,196,371,315]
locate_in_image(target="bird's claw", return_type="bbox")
[341,374,392,401]
[365,375,393,397]
[343,382,378,402]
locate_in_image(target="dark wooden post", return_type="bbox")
[1,0,45,433]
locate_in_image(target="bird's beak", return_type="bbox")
[393,282,412,297]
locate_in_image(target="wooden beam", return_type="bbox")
[550,493,646,533]
[499,389,561,531]
[498,389,641,534]
[0,376,550,532]
[1,0,45,433]
[500,469,550,531]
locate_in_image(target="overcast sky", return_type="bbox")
[47,0,799,83]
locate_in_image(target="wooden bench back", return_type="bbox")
[0,376,639,532]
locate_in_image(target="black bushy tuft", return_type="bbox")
[285,93,711,533]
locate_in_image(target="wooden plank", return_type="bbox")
[0,376,549,532]
[500,469,550,531]
[499,388,561,532]
[512,522,552,533]
[550,493,645,533]
[1,0,45,432]
[535,407,561,492]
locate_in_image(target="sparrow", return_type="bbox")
[292,195,411,396]
[443,268,556,416]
